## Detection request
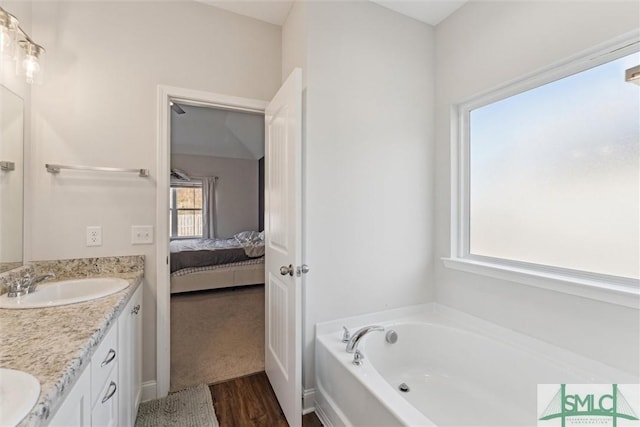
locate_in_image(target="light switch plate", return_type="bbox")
[131,225,153,245]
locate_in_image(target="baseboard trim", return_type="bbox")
[303,388,316,415]
[314,404,334,427]
[315,381,350,427]
[141,380,157,402]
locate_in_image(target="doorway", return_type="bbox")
[156,87,268,398]
[168,102,266,391]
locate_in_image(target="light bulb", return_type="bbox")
[16,40,44,84]
[22,54,40,84]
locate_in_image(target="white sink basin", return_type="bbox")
[0,368,40,426]
[0,278,129,309]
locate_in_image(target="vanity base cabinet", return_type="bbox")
[45,286,142,427]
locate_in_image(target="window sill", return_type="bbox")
[441,257,639,309]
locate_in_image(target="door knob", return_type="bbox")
[280,264,294,276]
[296,264,310,277]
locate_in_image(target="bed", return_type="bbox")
[170,231,265,294]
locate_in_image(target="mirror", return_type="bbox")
[0,84,24,273]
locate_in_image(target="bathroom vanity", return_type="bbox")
[0,257,144,427]
[48,283,142,427]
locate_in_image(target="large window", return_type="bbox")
[170,185,203,238]
[447,36,640,304]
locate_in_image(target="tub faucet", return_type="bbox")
[345,325,385,353]
[7,273,56,297]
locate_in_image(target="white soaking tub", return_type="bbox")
[314,304,638,427]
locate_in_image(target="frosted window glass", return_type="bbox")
[469,52,640,279]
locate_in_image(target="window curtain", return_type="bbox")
[202,177,217,239]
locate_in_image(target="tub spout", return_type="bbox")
[345,325,384,353]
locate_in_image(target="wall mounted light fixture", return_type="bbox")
[0,6,45,85]
[0,8,18,60]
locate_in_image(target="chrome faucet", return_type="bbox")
[7,273,56,297]
[345,325,385,353]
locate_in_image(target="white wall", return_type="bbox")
[28,1,281,384]
[171,154,259,237]
[282,0,308,85]
[435,1,640,375]
[284,0,436,391]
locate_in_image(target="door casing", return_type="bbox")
[156,85,267,398]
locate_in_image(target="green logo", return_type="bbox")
[539,384,638,427]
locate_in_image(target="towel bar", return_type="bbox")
[45,164,149,177]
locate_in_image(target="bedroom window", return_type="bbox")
[444,35,640,306]
[170,185,203,238]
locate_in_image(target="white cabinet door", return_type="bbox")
[118,286,143,427]
[91,368,118,427]
[48,368,91,427]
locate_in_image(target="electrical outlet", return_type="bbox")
[86,226,102,247]
[131,225,153,245]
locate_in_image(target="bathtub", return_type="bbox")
[314,304,638,427]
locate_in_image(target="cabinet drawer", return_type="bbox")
[91,324,118,407]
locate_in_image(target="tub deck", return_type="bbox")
[315,303,638,427]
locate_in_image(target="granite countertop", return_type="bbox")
[0,270,143,427]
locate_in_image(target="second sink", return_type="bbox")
[0,277,129,309]
[0,368,41,426]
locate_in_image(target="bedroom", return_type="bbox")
[168,103,266,391]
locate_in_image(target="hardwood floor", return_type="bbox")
[210,372,322,427]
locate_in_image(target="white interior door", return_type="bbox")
[264,68,303,427]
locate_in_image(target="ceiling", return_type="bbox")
[197,0,467,27]
[371,1,466,26]
[171,105,265,160]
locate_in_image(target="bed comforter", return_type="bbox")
[170,231,264,273]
